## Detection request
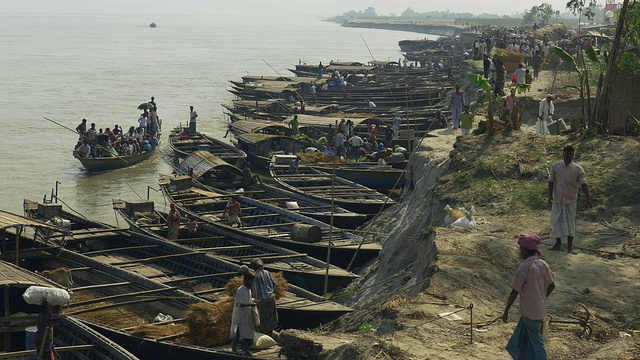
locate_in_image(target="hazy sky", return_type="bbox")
[1,0,585,17]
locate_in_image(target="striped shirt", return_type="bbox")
[252,269,278,302]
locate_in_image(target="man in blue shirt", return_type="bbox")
[249,258,278,336]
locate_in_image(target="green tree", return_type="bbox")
[363,7,378,18]
[523,3,555,24]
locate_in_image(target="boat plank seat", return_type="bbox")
[242,222,299,230]
[197,245,254,252]
[81,244,159,256]
[173,236,226,243]
[161,271,237,284]
[240,213,281,220]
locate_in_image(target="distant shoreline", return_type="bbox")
[341,20,458,37]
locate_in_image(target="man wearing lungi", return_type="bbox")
[503,234,555,359]
[249,258,279,337]
[548,145,592,254]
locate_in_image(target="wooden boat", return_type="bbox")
[232,133,312,172]
[168,126,246,167]
[113,199,359,295]
[225,182,368,229]
[166,154,367,229]
[160,176,381,269]
[176,151,245,189]
[308,161,406,190]
[228,120,291,136]
[0,259,139,359]
[75,143,159,174]
[269,155,394,216]
[20,203,353,330]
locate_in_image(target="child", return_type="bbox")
[525,69,533,92]
[459,105,474,135]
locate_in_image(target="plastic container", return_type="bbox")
[25,326,37,360]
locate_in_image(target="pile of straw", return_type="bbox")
[71,291,147,329]
[130,323,189,342]
[224,273,289,299]
[184,297,235,347]
[298,152,335,164]
[532,24,568,40]
[493,48,525,63]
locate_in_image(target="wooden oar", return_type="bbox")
[43,116,130,165]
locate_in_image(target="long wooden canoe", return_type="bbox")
[168,126,246,168]
[75,143,159,174]
[269,154,394,215]
[113,198,359,295]
[160,176,381,270]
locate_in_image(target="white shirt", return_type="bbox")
[190,110,198,123]
[349,135,364,147]
[138,116,148,127]
[538,99,554,119]
[368,101,377,108]
[515,68,526,84]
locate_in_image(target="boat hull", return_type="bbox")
[76,146,158,173]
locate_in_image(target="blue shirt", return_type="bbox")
[252,269,277,302]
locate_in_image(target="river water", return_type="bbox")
[0,12,437,224]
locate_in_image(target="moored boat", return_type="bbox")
[0,259,140,360]
[309,161,406,190]
[168,126,246,167]
[160,175,381,269]
[19,203,354,330]
[113,199,360,295]
[269,154,394,216]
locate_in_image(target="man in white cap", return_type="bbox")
[249,258,278,337]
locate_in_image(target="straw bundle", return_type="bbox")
[71,291,147,328]
[130,323,189,342]
[493,48,525,63]
[532,24,568,40]
[184,297,235,347]
[224,273,289,299]
[298,152,335,164]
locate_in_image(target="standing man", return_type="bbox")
[450,84,465,129]
[532,51,543,80]
[503,234,555,360]
[149,96,158,134]
[537,95,554,135]
[548,145,592,253]
[223,196,243,228]
[249,258,278,337]
[230,273,256,356]
[189,105,198,135]
[289,114,299,135]
[76,118,88,137]
[335,130,345,159]
[514,64,526,84]
[392,116,402,140]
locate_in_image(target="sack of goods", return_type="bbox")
[22,286,71,306]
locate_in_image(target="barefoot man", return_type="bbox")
[503,234,555,359]
[548,145,592,253]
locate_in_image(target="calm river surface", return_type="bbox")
[0,12,436,224]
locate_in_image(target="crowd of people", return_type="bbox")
[299,118,409,165]
[73,97,160,158]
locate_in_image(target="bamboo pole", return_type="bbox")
[81,245,158,256]
[69,287,177,308]
[161,272,237,284]
[71,282,131,291]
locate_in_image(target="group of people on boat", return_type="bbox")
[73,118,158,158]
[301,118,408,164]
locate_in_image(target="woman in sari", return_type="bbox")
[167,203,181,240]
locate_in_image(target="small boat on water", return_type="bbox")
[149,22,156,28]
[0,259,139,360]
[113,199,360,295]
[168,126,246,168]
[160,176,382,269]
[74,142,160,174]
[269,154,394,216]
